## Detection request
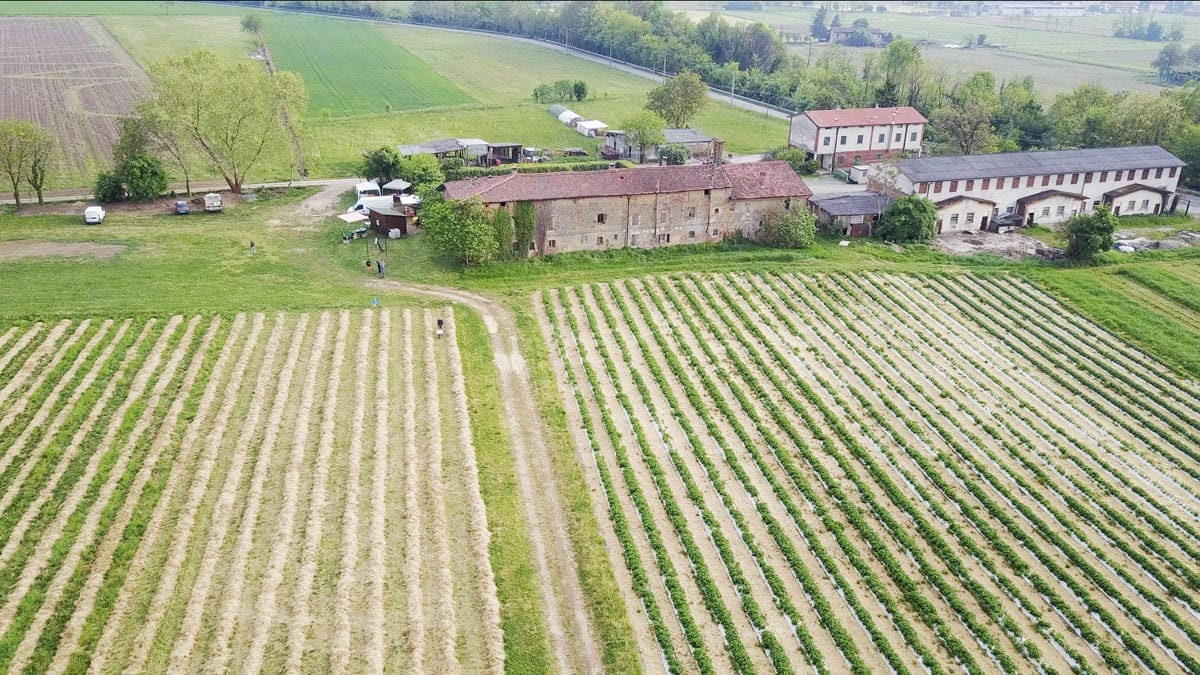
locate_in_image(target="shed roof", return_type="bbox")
[897,146,1185,183]
[1103,183,1171,199]
[934,194,996,208]
[1016,189,1087,205]
[665,128,712,144]
[802,106,927,129]
[811,191,894,216]
[443,161,810,203]
[457,138,488,147]
[577,120,608,131]
[397,138,464,156]
[382,178,412,191]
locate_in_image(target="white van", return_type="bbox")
[355,181,382,198]
[347,194,421,216]
[83,205,105,225]
[204,193,223,212]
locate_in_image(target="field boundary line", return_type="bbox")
[443,310,505,673]
[330,310,372,672]
[11,316,223,670]
[167,314,290,670]
[207,313,311,673]
[283,310,348,674]
[242,312,332,674]
[87,313,261,674]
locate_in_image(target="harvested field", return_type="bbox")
[0,310,502,674]
[538,272,1200,674]
[0,17,148,186]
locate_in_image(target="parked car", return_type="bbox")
[83,206,105,225]
[175,200,190,215]
[204,193,222,212]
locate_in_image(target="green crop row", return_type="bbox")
[1118,267,1200,314]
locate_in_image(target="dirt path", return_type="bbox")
[370,281,603,675]
[295,178,357,226]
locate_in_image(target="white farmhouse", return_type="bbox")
[789,106,927,171]
[880,145,1186,233]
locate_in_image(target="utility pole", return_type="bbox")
[730,68,736,104]
[663,51,667,82]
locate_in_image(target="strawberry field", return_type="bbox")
[0,309,502,673]
[538,272,1200,674]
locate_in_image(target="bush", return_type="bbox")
[422,197,498,266]
[440,157,465,171]
[1065,204,1117,262]
[659,144,689,165]
[121,154,169,201]
[762,208,817,248]
[875,194,937,243]
[771,147,820,175]
[93,171,125,203]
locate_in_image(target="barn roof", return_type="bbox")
[811,191,894,215]
[1103,183,1172,199]
[897,146,1185,183]
[802,106,927,129]
[397,138,464,156]
[443,161,810,203]
[665,128,712,144]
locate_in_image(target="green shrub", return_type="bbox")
[93,171,124,203]
[659,143,688,165]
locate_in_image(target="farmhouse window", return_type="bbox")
[499,202,506,207]
[966,180,974,190]
[1093,201,1101,210]
[1156,167,1164,178]
[995,177,1005,189]
[1026,176,1035,188]
[513,242,520,252]
[1127,200,1136,212]
[895,133,902,142]
[689,230,696,239]
[878,133,886,143]
[1056,174,1064,185]
[659,209,668,223]
[840,135,847,144]
[1042,175,1050,186]
[1142,168,1150,179]
[966,212,975,224]
[596,213,606,224]
[1071,210,1077,216]
[910,131,918,141]
[854,155,862,163]
[658,233,670,243]
[712,229,720,236]
[1005,206,1014,214]
[950,214,959,224]
[1084,172,1093,183]
[687,206,696,218]
[1126,170,1135,180]
[919,183,929,194]
[950,180,958,191]
[596,235,605,244]
[1142,199,1150,209]
[1041,207,1050,217]
[856,134,864,143]
[838,156,846,165]
[1099,171,1108,182]
[714,208,720,213]
[933,182,943,194]
[1170,167,1178,177]
[548,240,556,249]
[823,137,830,146]
[1056,205,1065,216]
[581,235,589,244]
[704,189,710,196]
[1070,173,1079,185]
[982,179,990,190]
[630,233,638,246]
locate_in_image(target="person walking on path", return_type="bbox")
[376,260,384,277]
[366,259,372,273]
[250,241,256,254]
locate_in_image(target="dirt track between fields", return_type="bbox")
[0,240,125,260]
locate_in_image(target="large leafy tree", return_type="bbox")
[146,49,307,194]
[646,71,709,128]
[422,197,498,266]
[359,147,403,185]
[875,195,937,243]
[514,201,536,254]
[762,207,817,248]
[122,154,169,201]
[0,120,53,206]
[931,102,999,155]
[621,109,666,162]
[1065,204,1117,262]
[397,153,444,195]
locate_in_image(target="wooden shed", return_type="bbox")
[367,205,419,237]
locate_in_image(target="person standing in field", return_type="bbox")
[250,241,256,254]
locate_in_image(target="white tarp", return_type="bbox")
[338,212,368,223]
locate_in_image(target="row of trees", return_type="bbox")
[532,79,588,103]
[0,120,53,206]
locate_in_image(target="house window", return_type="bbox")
[1042,175,1050,186]
[1099,171,1108,182]
[704,189,710,196]
[856,134,864,143]
[1170,167,1178,177]
[596,213,606,224]
[840,135,847,144]
[1070,173,1079,185]
[596,235,605,245]
[659,209,668,224]
[838,156,846,165]
[966,212,975,224]
[878,133,886,143]
[688,230,696,239]
[712,229,720,236]
[1056,174,1064,185]
[581,235,589,244]
[657,233,670,243]
[982,178,990,190]
[499,202,507,207]
[919,183,929,194]
[950,213,960,224]
[996,177,1005,189]
[1093,201,1101,210]
[1026,176,1035,188]
[1005,206,1014,214]
[1041,206,1050,217]
[1084,172,1093,183]
[895,133,902,142]
[910,131,918,141]
[1142,168,1150,179]
[1127,200,1135,212]
[822,137,830,146]
[1156,167,1164,178]
[714,208,720,214]
[529,241,536,250]
[1142,199,1150,209]
[853,155,862,163]
[1125,170,1134,180]
[950,180,959,191]
[966,180,974,190]
[687,206,696,218]
[630,233,638,246]
[548,240,556,249]
[933,181,943,193]
[1056,205,1065,216]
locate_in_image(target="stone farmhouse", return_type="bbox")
[878,145,1186,234]
[789,106,927,171]
[443,162,811,255]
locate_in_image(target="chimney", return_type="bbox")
[712,137,725,167]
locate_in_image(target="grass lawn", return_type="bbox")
[102,14,251,64]
[266,14,474,118]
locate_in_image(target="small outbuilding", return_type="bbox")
[935,194,997,233]
[1102,183,1173,216]
[397,138,467,161]
[1015,190,1086,226]
[381,178,412,194]
[367,205,419,238]
[810,191,893,237]
[575,120,608,138]
[487,142,523,165]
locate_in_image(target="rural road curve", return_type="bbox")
[375,280,605,675]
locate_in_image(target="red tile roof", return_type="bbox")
[443,161,810,203]
[803,106,927,129]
